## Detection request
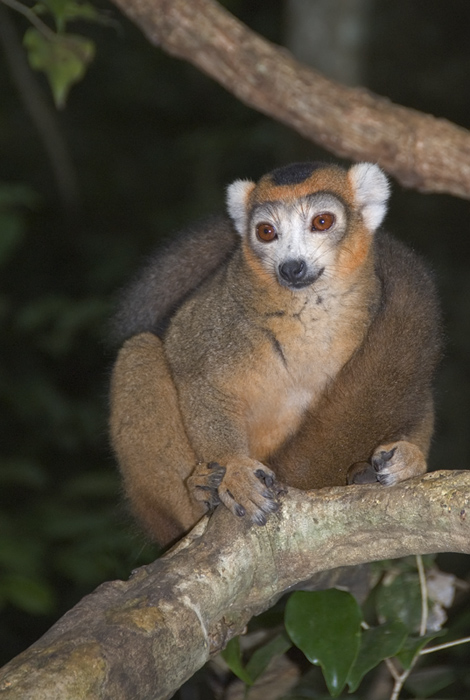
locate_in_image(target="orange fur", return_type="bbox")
[337,222,372,277]
[250,166,350,207]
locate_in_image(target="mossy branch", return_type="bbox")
[1,471,469,700]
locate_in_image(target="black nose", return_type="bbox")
[279,259,307,284]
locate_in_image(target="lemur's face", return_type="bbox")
[226,161,390,292]
[248,192,349,290]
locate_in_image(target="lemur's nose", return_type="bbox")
[279,259,307,284]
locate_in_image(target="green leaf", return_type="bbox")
[376,571,423,633]
[34,0,111,33]
[245,632,292,683]
[221,636,253,685]
[33,0,100,32]
[396,630,447,670]
[23,28,95,108]
[404,665,456,698]
[1,574,55,615]
[347,621,408,692]
[285,589,362,697]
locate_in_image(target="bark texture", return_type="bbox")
[1,471,469,700]
[108,0,470,200]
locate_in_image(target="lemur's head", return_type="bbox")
[226,162,389,291]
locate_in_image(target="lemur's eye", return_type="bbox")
[256,222,277,242]
[312,213,335,231]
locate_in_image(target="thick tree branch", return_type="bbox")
[1,470,469,700]
[109,0,470,200]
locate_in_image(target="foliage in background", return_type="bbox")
[3,0,100,107]
[1,1,470,697]
[0,179,159,658]
[222,558,470,698]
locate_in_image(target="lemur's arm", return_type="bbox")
[110,329,280,542]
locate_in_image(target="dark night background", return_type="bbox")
[1,0,470,689]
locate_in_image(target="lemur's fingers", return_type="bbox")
[189,458,284,523]
[371,441,427,486]
[216,459,282,525]
[254,468,288,496]
[347,461,378,485]
[188,458,283,524]
[188,462,225,510]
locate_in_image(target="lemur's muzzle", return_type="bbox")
[278,259,324,289]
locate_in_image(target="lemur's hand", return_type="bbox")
[188,458,284,524]
[371,441,427,485]
[347,440,427,486]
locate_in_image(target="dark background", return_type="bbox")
[1,0,470,670]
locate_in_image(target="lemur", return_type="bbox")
[110,162,441,546]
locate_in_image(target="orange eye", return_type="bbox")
[256,222,277,242]
[312,213,335,231]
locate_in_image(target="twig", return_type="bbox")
[416,554,428,638]
[0,5,80,208]
[420,635,470,655]
[0,0,57,40]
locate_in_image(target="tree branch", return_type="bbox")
[109,0,470,200]
[1,470,469,700]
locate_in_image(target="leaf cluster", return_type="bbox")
[222,558,470,699]
[3,0,103,107]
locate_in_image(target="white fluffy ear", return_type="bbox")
[226,179,255,236]
[348,163,390,231]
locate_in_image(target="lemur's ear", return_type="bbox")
[348,163,390,232]
[226,179,256,235]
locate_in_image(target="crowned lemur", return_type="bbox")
[110,161,441,546]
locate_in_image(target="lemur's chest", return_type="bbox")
[240,300,369,459]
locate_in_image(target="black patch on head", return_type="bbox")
[269,162,327,186]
